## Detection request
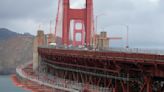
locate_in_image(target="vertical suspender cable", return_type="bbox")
[54,0,61,41]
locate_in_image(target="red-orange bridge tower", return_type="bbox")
[62,0,94,46]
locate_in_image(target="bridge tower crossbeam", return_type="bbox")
[73,20,85,47]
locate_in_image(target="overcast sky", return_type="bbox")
[0,0,164,49]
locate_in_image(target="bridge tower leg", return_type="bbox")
[62,0,93,46]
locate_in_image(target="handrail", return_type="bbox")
[16,62,79,92]
[16,62,111,92]
[39,46,164,55]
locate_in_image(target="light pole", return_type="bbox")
[50,20,52,34]
[94,13,106,48]
[95,13,105,34]
[126,25,129,48]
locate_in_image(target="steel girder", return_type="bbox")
[38,48,164,92]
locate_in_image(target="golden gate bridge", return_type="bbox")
[13,0,164,92]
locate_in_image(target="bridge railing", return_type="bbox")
[17,62,112,92]
[39,45,164,55]
[106,48,164,55]
[16,62,79,92]
[39,47,164,62]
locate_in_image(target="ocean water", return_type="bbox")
[0,75,30,92]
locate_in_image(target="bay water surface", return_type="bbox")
[0,75,30,92]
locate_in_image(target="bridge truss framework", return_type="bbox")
[38,47,164,92]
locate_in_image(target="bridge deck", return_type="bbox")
[39,46,164,63]
[38,46,164,92]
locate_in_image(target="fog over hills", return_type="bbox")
[0,28,33,75]
[0,28,18,40]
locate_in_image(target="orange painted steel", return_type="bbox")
[38,47,164,92]
[73,20,85,46]
[62,0,93,46]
